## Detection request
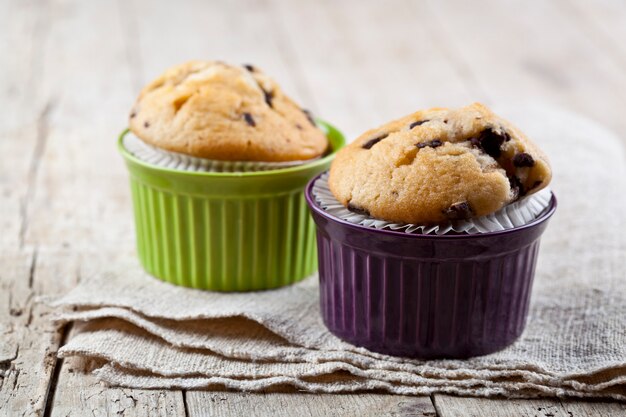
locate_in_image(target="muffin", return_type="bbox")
[129,60,328,162]
[119,60,345,291]
[306,103,556,358]
[329,103,551,224]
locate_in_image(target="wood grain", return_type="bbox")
[433,395,626,417]
[50,352,186,417]
[37,0,186,414]
[186,391,437,417]
[425,0,626,138]
[0,0,184,414]
[0,0,66,414]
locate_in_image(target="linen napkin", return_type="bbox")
[50,104,626,399]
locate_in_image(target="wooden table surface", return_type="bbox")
[1,0,625,415]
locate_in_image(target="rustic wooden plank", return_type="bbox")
[433,395,626,417]
[0,326,64,416]
[0,250,68,416]
[0,0,50,250]
[424,0,626,137]
[49,342,186,417]
[0,0,185,415]
[20,0,188,414]
[0,0,66,414]
[0,251,35,369]
[0,0,52,135]
[185,391,436,417]
[557,399,626,417]
[19,20,135,249]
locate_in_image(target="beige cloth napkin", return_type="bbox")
[49,105,626,399]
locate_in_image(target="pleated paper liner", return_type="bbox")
[123,132,321,173]
[118,122,345,292]
[312,172,552,235]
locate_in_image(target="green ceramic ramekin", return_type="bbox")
[118,121,345,291]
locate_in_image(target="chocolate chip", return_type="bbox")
[362,133,388,150]
[243,113,256,127]
[531,180,542,190]
[243,64,255,72]
[508,175,526,198]
[513,152,535,167]
[130,112,137,119]
[470,128,508,158]
[409,120,429,129]
[144,121,150,128]
[347,203,370,216]
[295,124,303,130]
[443,201,473,220]
[302,109,316,127]
[263,90,274,108]
[416,139,443,149]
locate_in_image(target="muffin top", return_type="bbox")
[128,61,328,162]
[329,103,552,224]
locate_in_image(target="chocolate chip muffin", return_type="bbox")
[328,103,552,224]
[129,61,328,162]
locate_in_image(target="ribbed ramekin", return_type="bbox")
[118,122,345,292]
[305,173,557,358]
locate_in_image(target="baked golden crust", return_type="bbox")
[329,103,552,224]
[129,61,328,162]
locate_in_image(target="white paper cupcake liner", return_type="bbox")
[123,132,320,173]
[312,172,552,235]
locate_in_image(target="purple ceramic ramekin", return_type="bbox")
[305,173,557,359]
